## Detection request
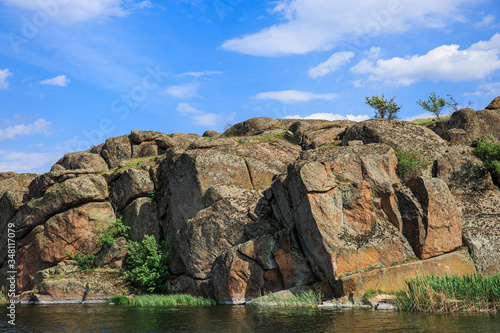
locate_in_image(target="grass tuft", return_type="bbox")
[411,115,451,127]
[394,274,500,313]
[251,289,323,308]
[108,294,216,307]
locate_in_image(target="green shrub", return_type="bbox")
[98,216,130,246]
[147,190,157,202]
[472,134,500,175]
[123,235,170,293]
[365,94,401,120]
[395,149,429,181]
[73,251,95,271]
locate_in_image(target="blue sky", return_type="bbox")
[0,0,499,174]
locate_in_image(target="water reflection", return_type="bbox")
[0,304,499,332]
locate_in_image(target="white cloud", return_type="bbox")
[179,71,223,78]
[464,82,500,96]
[473,15,496,29]
[309,51,355,79]
[164,83,199,98]
[350,33,500,86]
[176,102,225,127]
[285,113,369,122]
[221,0,477,56]
[0,150,61,174]
[0,68,13,89]
[254,90,337,103]
[40,75,70,87]
[0,0,143,23]
[0,118,52,141]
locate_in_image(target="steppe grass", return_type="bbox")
[411,115,451,127]
[251,289,323,308]
[394,274,500,312]
[108,294,216,307]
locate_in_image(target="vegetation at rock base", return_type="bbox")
[122,235,170,293]
[394,149,429,181]
[472,134,500,176]
[107,294,216,306]
[250,289,323,308]
[393,274,500,312]
[72,251,96,271]
[365,94,401,120]
[97,216,131,246]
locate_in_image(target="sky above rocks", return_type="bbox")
[0,0,499,173]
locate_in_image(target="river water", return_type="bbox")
[1,304,499,332]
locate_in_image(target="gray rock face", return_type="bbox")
[342,119,448,176]
[109,167,154,211]
[52,152,108,173]
[100,135,133,169]
[121,197,160,242]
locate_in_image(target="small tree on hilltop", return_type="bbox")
[365,94,401,120]
[417,92,446,125]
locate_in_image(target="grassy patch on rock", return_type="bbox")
[107,294,216,307]
[411,115,451,127]
[394,274,500,312]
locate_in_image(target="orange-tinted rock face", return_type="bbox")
[408,177,462,259]
[271,144,417,283]
[16,202,115,291]
[334,250,476,299]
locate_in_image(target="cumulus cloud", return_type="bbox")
[309,51,355,79]
[176,102,225,127]
[164,83,199,99]
[350,33,500,86]
[0,0,145,23]
[179,71,223,78]
[40,75,70,87]
[221,0,477,56]
[285,113,369,122]
[254,90,337,103]
[0,68,13,89]
[0,118,52,141]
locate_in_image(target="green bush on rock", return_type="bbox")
[123,235,170,293]
[472,134,500,177]
[394,149,429,181]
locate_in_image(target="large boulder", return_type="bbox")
[211,247,265,304]
[431,104,500,142]
[13,174,109,238]
[51,152,108,173]
[271,144,416,283]
[406,177,462,259]
[157,148,253,232]
[334,250,476,299]
[342,119,448,175]
[285,120,355,149]
[100,135,133,169]
[458,188,500,276]
[109,167,154,211]
[175,207,250,279]
[16,202,116,291]
[120,197,160,242]
[435,146,496,194]
[486,96,500,110]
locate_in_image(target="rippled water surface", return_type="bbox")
[1,304,499,332]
